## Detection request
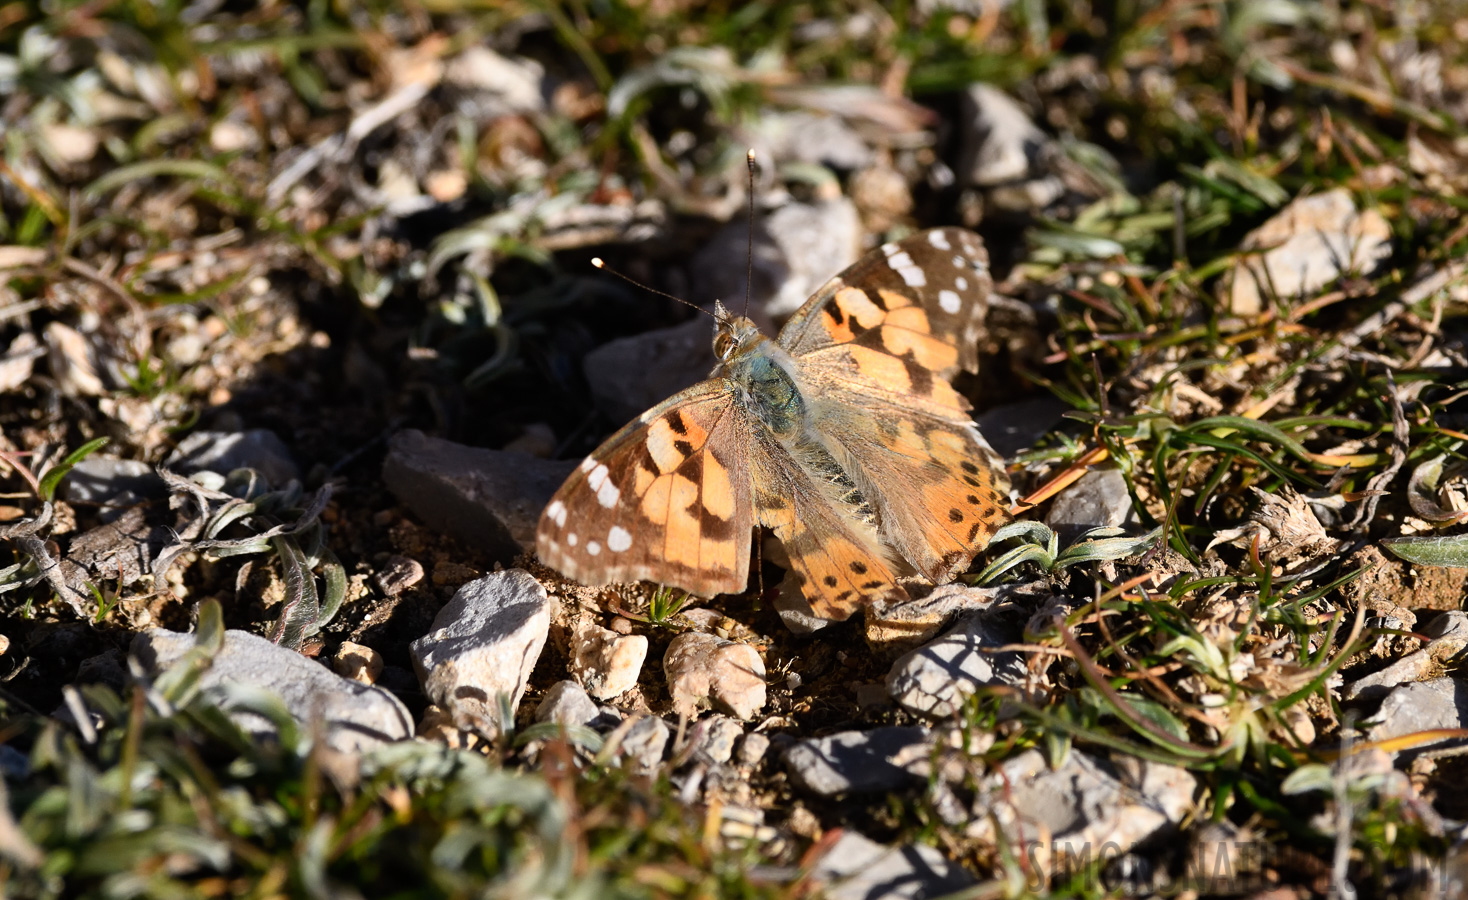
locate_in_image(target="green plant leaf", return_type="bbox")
[1380,533,1468,567]
[37,437,110,501]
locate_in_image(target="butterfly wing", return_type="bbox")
[745,430,908,621]
[536,381,756,597]
[778,227,1009,583]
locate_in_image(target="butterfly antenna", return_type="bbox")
[743,148,757,319]
[591,258,718,320]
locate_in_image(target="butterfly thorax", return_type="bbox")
[712,310,879,528]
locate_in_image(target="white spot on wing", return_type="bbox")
[881,242,899,256]
[608,526,632,552]
[546,500,567,528]
[955,276,968,290]
[939,289,961,314]
[928,231,951,250]
[596,479,620,508]
[567,532,578,546]
[587,464,610,491]
[587,541,601,556]
[580,457,597,473]
[952,255,965,268]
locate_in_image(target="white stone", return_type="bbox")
[410,569,551,738]
[664,633,766,720]
[1225,188,1392,315]
[571,619,648,700]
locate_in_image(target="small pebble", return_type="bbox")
[375,555,424,596]
[664,633,766,720]
[333,641,384,685]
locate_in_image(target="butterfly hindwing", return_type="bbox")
[536,383,757,597]
[744,430,907,620]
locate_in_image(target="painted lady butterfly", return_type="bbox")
[537,227,1008,621]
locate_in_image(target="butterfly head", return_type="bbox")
[711,300,762,364]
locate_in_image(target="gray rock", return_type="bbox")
[750,111,874,172]
[737,732,770,767]
[168,429,299,486]
[1370,678,1468,749]
[131,628,412,752]
[887,613,1028,718]
[774,575,834,634]
[44,320,104,396]
[865,581,1042,650]
[1224,188,1392,316]
[584,317,713,427]
[0,331,42,392]
[783,726,930,796]
[382,429,575,563]
[443,47,545,115]
[60,457,165,519]
[689,715,744,766]
[1045,467,1137,538]
[664,632,767,720]
[975,395,1069,458]
[971,749,1196,876]
[618,715,670,773]
[689,198,864,322]
[958,84,1049,188]
[810,830,976,900]
[1345,612,1468,702]
[410,569,551,738]
[534,680,601,729]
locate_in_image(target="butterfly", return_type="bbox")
[536,228,1009,621]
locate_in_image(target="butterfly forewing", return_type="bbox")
[536,383,757,597]
[779,227,992,383]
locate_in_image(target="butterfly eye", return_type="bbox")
[713,331,735,360]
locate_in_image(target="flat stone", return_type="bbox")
[168,429,299,487]
[60,457,165,520]
[1370,678,1468,749]
[749,110,874,172]
[409,569,551,738]
[865,581,1043,651]
[958,84,1049,187]
[972,749,1196,877]
[382,429,575,563]
[664,632,766,720]
[584,317,713,427]
[975,395,1070,458]
[690,198,864,321]
[1225,188,1392,316]
[1045,467,1137,538]
[782,726,931,796]
[571,618,648,700]
[811,830,976,900]
[131,628,412,752]
[534,680,602,729]
[1346,612,1468,702]
[774,576,834,634]
[887,614,1028,718]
